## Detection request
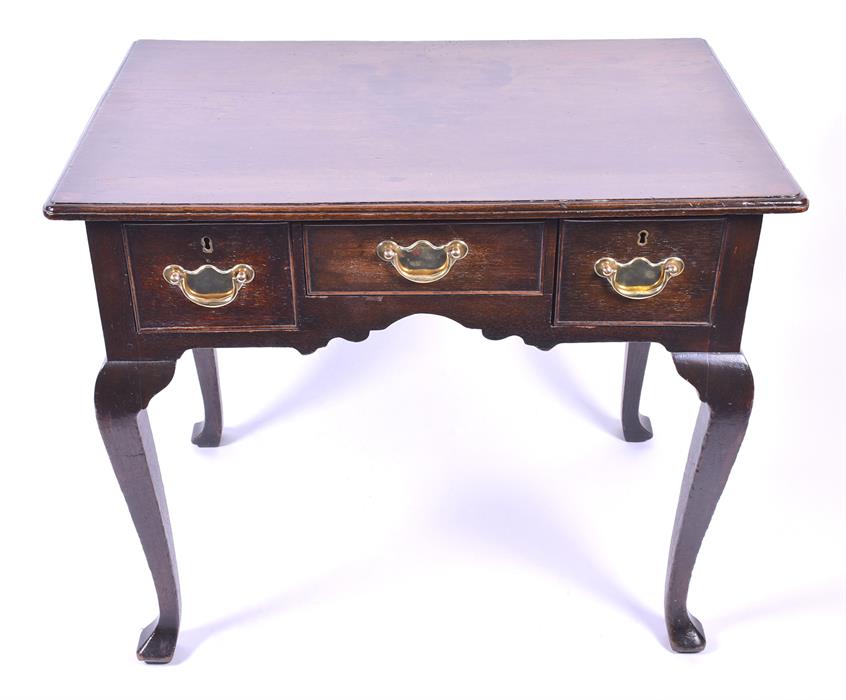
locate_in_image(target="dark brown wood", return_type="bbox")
[94,360,180,663]
[44,198,808,222]
[45,40,805,221]
[708,215,763,349]
[192,349,223,447]
[83,216,763,360]
[304,221,544,294]
[621,342,652,442]
[666,352,754,652]
[125,224,296,331]
[87,222,140,360]
[555,218,724,325]
[48,40,807,663]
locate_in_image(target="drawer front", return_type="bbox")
[125,224,296,331]
[304,222,545,294]
[555,219,725,325]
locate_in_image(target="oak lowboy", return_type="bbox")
[46,39,806,663]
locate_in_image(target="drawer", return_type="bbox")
[125,224,296,331]
[304,222,545,294]
[555,219,725,325]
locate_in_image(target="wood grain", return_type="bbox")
[84,216,763,358]
[95,360,180,663]
[124,223,297,331]
[555,218,725,325]
[304,221,544,294]
[667,352,754,652]
[61,39,809,663]
[45,40,806,220]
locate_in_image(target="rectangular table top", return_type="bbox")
[45,39,806,220]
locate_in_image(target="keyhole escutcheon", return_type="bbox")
[201,236,214,254]
[637,230,649,246]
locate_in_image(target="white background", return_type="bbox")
[1,1,844,698]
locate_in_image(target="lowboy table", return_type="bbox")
[45,39,807,663]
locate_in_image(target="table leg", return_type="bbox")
[191,348,223,447]
[95,360,181,663]
[665,352,753,652]
[621,341,653,442]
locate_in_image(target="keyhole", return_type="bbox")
[201,236,214,254]
[637,230,649,246]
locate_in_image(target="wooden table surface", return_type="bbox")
[46,39,805,220]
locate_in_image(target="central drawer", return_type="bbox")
[303,222,545,295]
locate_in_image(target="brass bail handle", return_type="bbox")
[594,256,684,299]
[376,239,469,283]
[162,263,255,308]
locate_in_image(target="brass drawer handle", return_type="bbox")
[376,239,469,283]
[594,256,684,299]
[162,263,255,308]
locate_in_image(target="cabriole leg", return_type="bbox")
[665,352,754,652]
[191,348,223,447]
[621,341,653,442]
[95,360,180,663]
